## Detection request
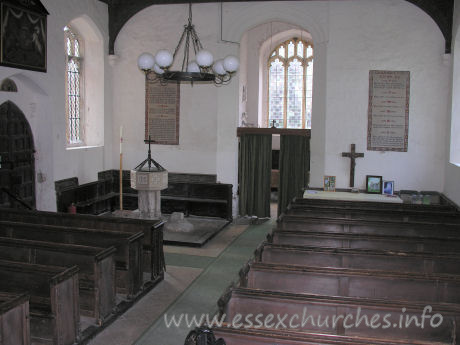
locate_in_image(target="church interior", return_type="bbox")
[1,0,460,344]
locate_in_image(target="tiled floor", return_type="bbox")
[88,215,274,345]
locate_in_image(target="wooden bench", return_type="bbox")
[0,208,165,281]
[212,326,431,345]
[277,215,460,239]
[255,242,460,274]
[0,237,116,323]
[269,230,460,253]
[219,287,459,344]
[241,262,460,304]
[285,204,460,224]
[0,220,143,298]
[0,260,79,345]
[0,293,29,345]
[291,196,457,212]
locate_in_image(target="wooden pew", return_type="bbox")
[219,287,459,344]
[0,207,165,281]
[291,196,458,212]
[0,293,30,345]
[0,260,79,345]
[277,215,460,239]
[0,220,143,298]
[255,242,460,275]
[241,262,460,304]
[0,237,116,323]
[212,326,431,345]
[285,204,460,224]
[269,230,460,253]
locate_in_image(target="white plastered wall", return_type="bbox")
[444,0,460,206]
[231,0,450,192]
[2,0,452,212]
[112,1,451,215]
[0,0,111,211]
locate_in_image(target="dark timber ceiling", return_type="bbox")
[98,0,454,55]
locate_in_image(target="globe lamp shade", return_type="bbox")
[138,53,155,71]
[155,50,173,68]
[223,55,239,73]
[212,59,226,76]
[187,61,201,73]
[196,50,214,67]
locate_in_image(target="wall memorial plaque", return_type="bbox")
[0,0,48,72]
[145,78,180,145]
[367,70,410,152]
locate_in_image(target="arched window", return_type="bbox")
[64,26,83,144]
[268,38,313,129]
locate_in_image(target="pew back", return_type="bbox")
[0,220,143,297]
[278,215,460,239]
[270,230,460,253]
[257,243,460,274]
[222,288,459,344]
[0,293,29,345]
[0,237,116,322]
[0,207,164,280]
[0,260,79,345]
[244,262,460,304]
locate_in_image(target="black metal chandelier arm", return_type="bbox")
[182,26,192,71]
[173,25,188,61]
[190,26,203,53]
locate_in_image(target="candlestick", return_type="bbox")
[120,126,123,154]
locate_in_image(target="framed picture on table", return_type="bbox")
[366,175,382,194]
[323,176,336,192]
[383,180,394,195]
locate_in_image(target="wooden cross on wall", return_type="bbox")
[342,144,364,188]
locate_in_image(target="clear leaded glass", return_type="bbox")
[65,26,82,144]
[297,41,304,58]
[287,41,295,58]
[268,59,285,128]
[268,38,313,129]
[305,60,313,129]
[287,59,303,129]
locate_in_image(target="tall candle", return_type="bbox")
[120,126,123,154]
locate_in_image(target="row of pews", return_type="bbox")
[213,196,460,345]
[0,207,165,345]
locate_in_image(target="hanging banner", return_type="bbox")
[367,70,410,152]
[145,78,180,145]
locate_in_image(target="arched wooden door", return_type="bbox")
[0,101,35,208]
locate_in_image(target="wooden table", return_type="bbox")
[302,190,403,203]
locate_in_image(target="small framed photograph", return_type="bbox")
[324,175,336,192]
[383,180,394,195]
[366,175,382,194]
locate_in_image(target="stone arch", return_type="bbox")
[0,100,35,208]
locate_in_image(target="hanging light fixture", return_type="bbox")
[137,3,239,85]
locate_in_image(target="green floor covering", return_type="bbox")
[135,220,273,345]
[164,253,215,269]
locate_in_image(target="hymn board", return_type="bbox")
[145,79,180,145]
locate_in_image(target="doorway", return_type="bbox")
[0,101,36,208]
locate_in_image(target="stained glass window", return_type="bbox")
[64,26,83,144]
[268,38,313,129]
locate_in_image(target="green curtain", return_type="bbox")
[238,134,272,218]
[278,135,310,216]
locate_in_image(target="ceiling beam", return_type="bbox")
[100,0,453,55]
